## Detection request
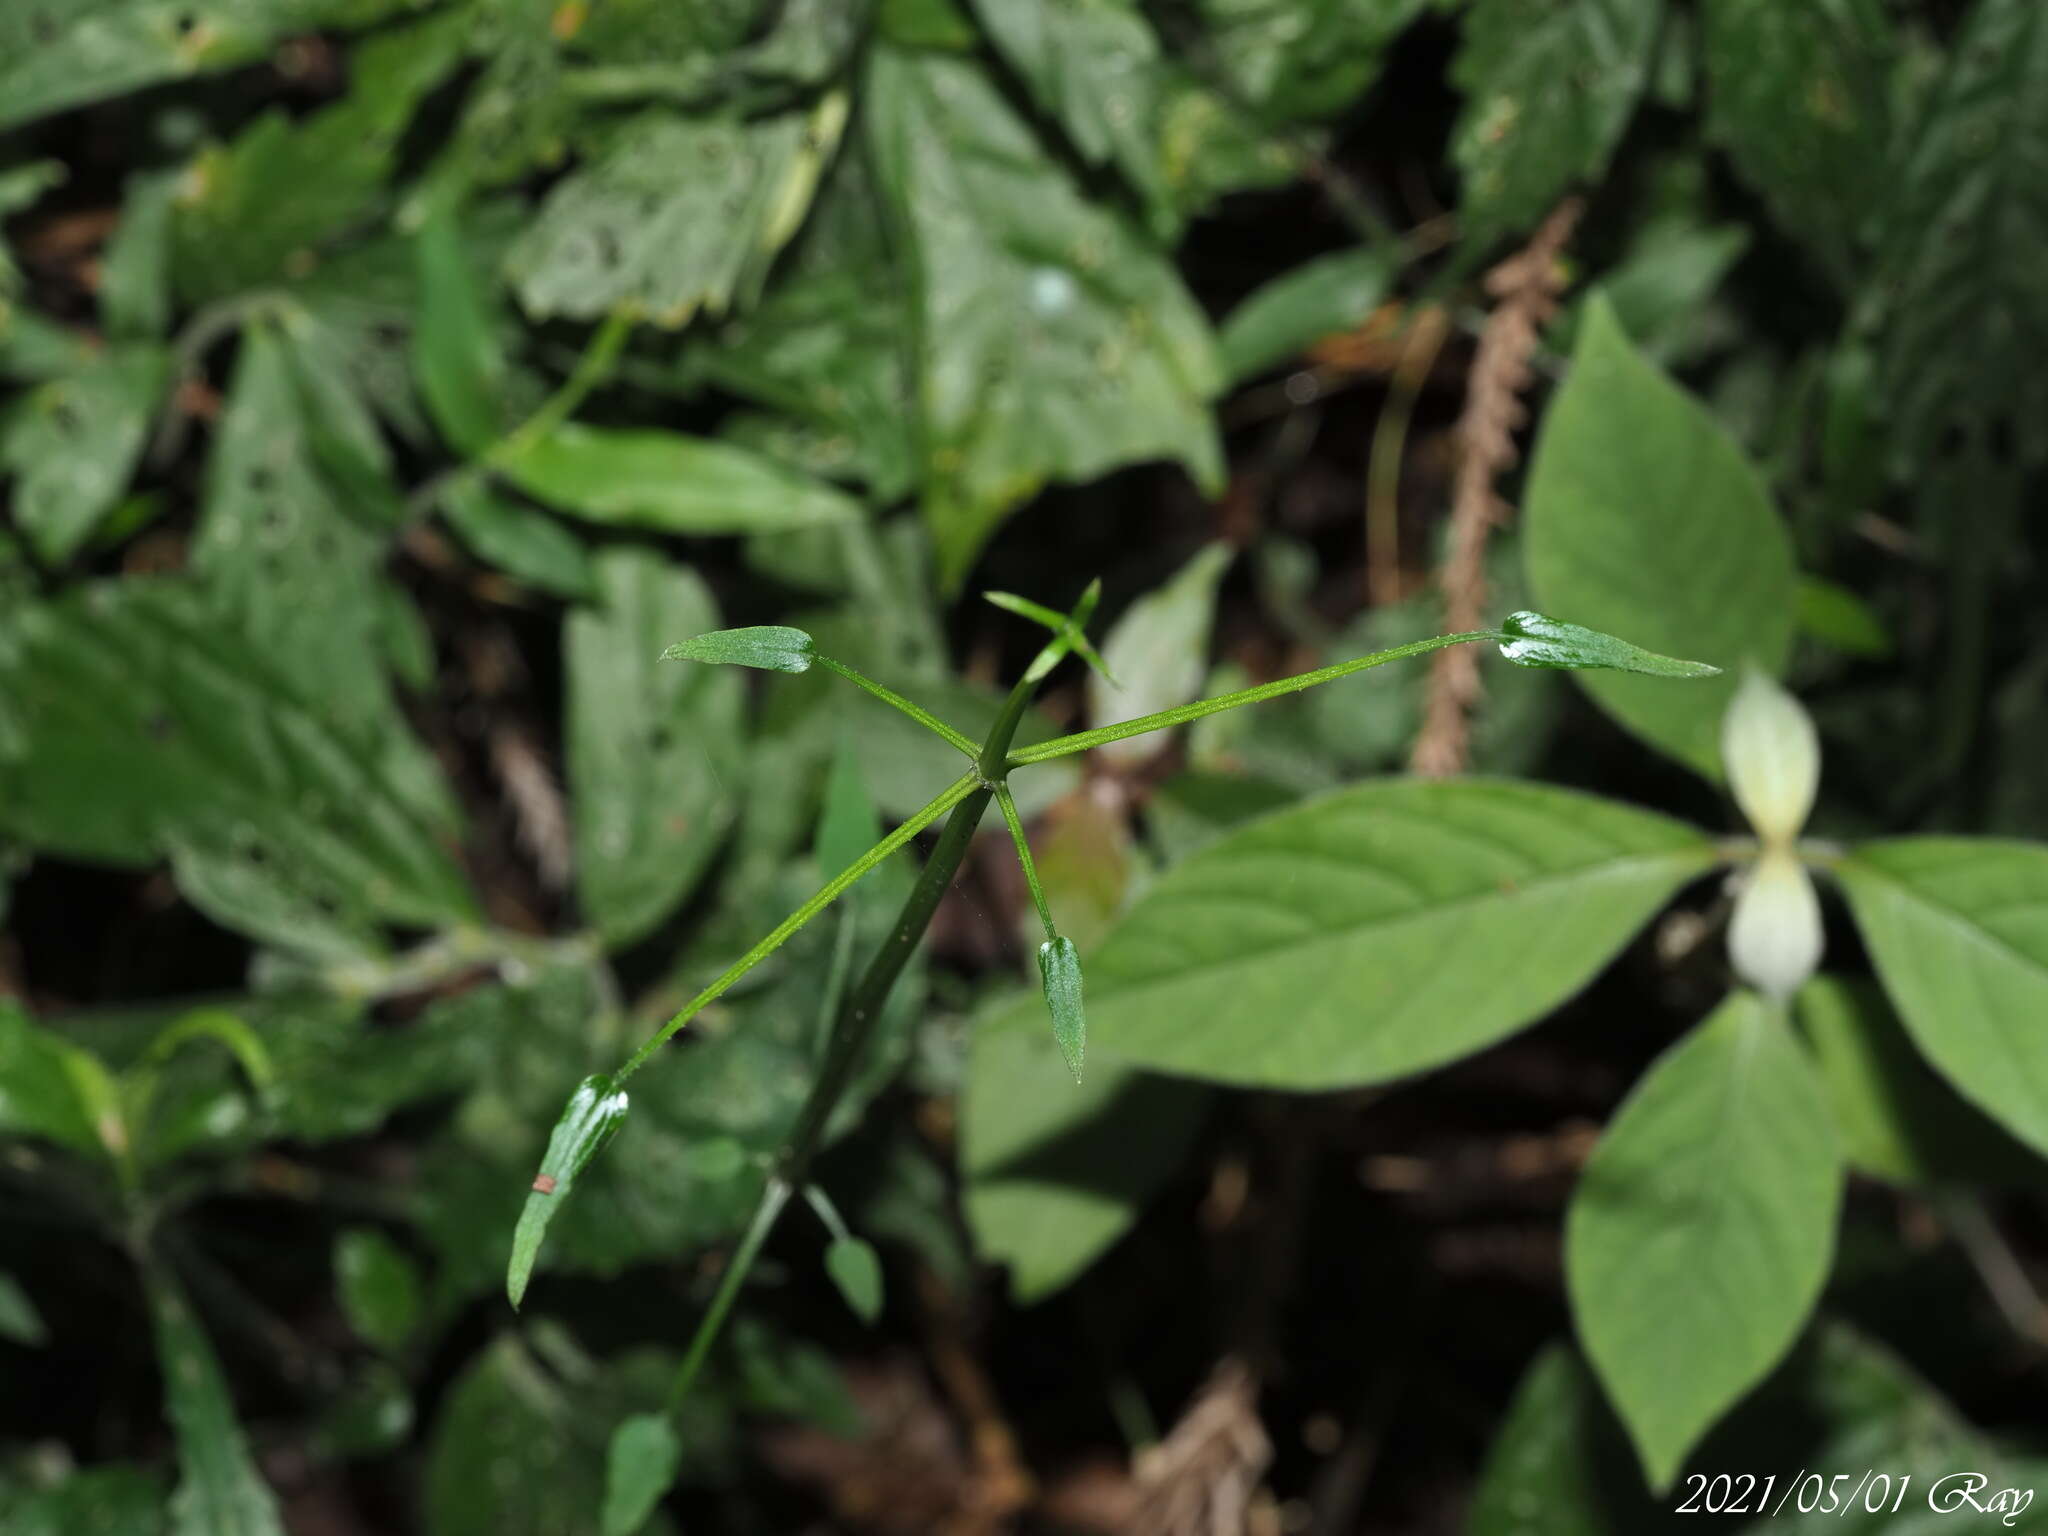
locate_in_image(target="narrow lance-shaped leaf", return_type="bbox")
[824,1237,884,1325]
[412,202,506,456]
[149,1271,286,1536]
[1038,935,1086,1083]
[662,626,816,674]
[507,1074,630,1309]
[1496,611,1721,679]
[601,1412,682,1536]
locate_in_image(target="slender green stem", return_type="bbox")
[979,673,1044,780]
[486,307,634,468]
[1006,630,1500,767]
[615,771,979,1084]
[993,783,1055,941]
[803,1185,851,1243]
[666,1177,791,1410]
[814,657,979,757]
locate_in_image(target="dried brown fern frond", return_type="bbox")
[1411,199,1584,779]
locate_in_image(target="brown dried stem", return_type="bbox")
[1411,199,1583,778]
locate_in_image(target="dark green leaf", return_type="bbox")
[311,1359,414,1460]
[1037,936,1086,1084]
[507,1074,631,1309]
[0,580,475,958]
[1567,992,1843,1489]
[1218,247,1394,381]
[508,99,846,325]
[1871,0,2048,462]
[0,1000,119,1161]
[1798,975,2044,1188]
[0,1466,166,1536]
[0,0,419,133]
[1,344,167,563]
[569,550,744,945]
[823,1237,884,1325]
[663,625,817,674]
[963,1004,1210,1302]
[601,1412,682,1536]
[425,1334,690,1536]
[867,45,1224,586]
[1525,297,1795,776]
[149,1271,286,1536]
[0,1271,46,1347]
[413,204,507,456]
[968,0,1286,237]
[1075,779,1711,1087]
[498,424,861,535]
[334,1228,422,1353]
[1193,0,1424,124]
[1451,0,1663,247]
[1836,838,2048,1159]
[101,170,177,341]
[1700,0,1896,285]
[439,480,595,599]
[1795,574,1891,658]
[168,13,468,304]
[1497,611,1721,678]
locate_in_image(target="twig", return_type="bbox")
[1412,199,1583,778]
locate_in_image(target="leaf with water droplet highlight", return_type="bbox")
[661,625,815,673]
[1497,612,1721,679]
[507,1074,629,1309]
[1038,935,1086,1083]
[824,1237,884,1325]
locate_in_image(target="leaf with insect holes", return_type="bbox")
[1037,936,1087,1083]
[824,1237,884,1325]
[1496,611,1721,679]
[662,626,816,674]
[508,1074,630,1309]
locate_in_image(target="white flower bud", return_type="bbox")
[1720,667,1819,845]
[1728,846,1824,1001]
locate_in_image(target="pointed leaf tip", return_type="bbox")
[824,1237,884,1325]
[601,1412,682,1536]
[1037,935,1086,1083]
[1496,611,1721,679]
[506,1074,629,1309]
[661,625,815,673]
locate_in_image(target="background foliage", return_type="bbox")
[5,0,2048,1531]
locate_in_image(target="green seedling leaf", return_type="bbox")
[662,626,816,674]
[600,1412,682,1536]
[334,1228,423,1354]
[1038,935,1086,1083]
[1496,611,1722,678]
[150,1271,286,1536]
[824,1237,885,1325]
[507,1074,630,1309]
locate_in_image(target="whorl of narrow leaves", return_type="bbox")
[507,1074,629,1309]
[661,626,816,674]
[1496,611,1722,679]
[1038,935,1086,1083]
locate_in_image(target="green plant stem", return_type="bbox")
[615,771,979,1085]
[979,673,1044,780]
[994,782,1055,941]
[813,656,979,757]
[665,1176,790,1410]
[486,307,634,467]
[664,671,1049,1406]
[1006,630,1499,767]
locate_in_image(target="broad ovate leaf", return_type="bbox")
[1567,992,1842,1489]
[1525,297,1795,777]
[1079,779,1711,1088]
[1836,838,2048,1158]
[823,1237,884,1325]
[507,1074,631,1309]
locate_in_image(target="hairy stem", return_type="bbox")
[814,656,980,757]
[994,783,1055,941]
